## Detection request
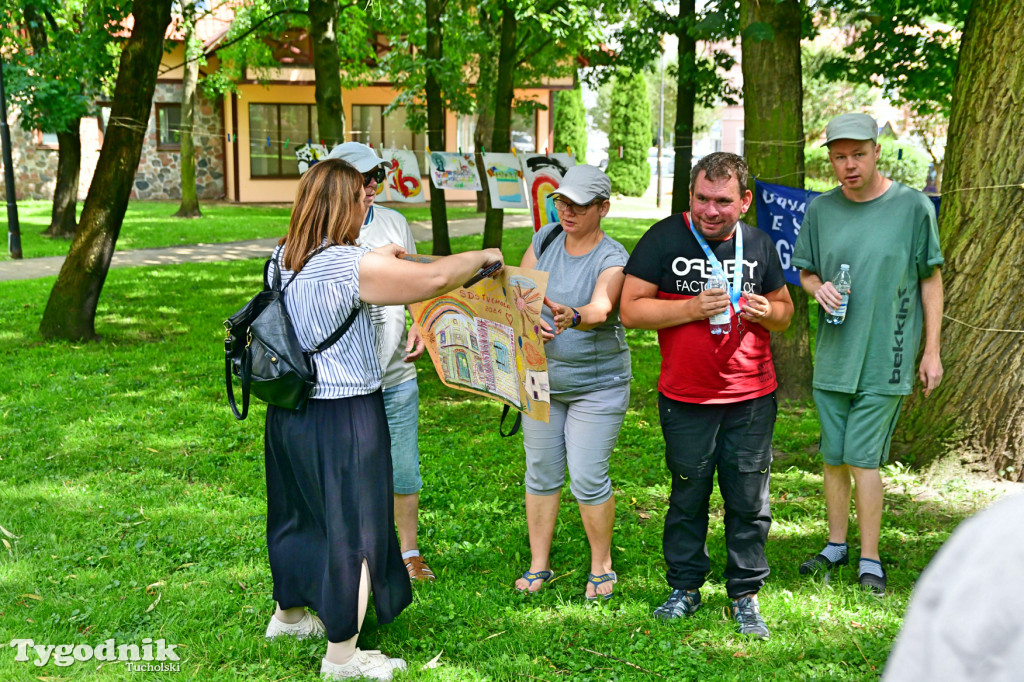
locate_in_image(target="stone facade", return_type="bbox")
[1,81,225,202]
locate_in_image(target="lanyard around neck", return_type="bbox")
[685,212,743,314]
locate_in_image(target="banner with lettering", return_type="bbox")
[753,180,941,287]
[753,181,818,286]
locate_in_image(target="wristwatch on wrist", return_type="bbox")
[569,307,582,328]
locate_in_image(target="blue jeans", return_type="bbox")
[382,379,421,495]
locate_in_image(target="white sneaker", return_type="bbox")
[264,611,326,640]
[320,649,407,680]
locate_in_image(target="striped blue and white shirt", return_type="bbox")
[267,244,382,399]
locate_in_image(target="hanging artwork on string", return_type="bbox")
[405,256,551,422]
[380,149,426,203]
[480,153,527,209]
[521,153,576,230]
[295,143,329,174]
[427,152,483,191]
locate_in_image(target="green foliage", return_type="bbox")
[0,217,1007,680]
[553,88,588,163]
[802,45,877,144]
[805,139,931,190]
[202,2,375,101]
[2,0,125,133]
[606,69,652,197]
[818,0,969,117]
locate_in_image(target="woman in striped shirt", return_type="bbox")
[261,159,502,681]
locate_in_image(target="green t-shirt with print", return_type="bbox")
[792,182,943,395]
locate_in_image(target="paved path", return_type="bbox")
[0,214,537,282]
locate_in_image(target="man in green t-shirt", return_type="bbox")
[792,113,944,595]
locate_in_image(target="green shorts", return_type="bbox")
[812,389,904,469]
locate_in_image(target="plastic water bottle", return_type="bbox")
[707,266,731,335]
[826,264,852,325]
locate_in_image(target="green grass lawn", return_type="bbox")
[0,222,1002,680]
[0,201,485,260]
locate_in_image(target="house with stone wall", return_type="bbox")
[3,7,570,204]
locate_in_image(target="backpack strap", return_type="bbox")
[537,224,564,258]
[309,304,362,354]
[499,403,522,437]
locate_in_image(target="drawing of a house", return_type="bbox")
[476,319,520,407]
[435,315,485,391]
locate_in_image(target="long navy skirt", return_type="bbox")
[264,391,413,643]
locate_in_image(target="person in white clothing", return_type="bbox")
[326,142,435,582]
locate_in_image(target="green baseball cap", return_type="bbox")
[824,113,878,146]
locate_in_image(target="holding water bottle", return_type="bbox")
[826,264,852,325]
[707,266,732,335]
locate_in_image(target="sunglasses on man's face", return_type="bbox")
[363,167,387,186]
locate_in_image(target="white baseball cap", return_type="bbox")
[326,142,386,173]
[547,164,611,204]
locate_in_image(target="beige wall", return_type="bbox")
[226,81,561,203]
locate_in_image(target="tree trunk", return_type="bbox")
[309,0,345,146]
[174,18,202,218]
[38,0,174,341]
[425,0,451,255]
[740,0,811,402]
[43,126,81,239]
[482,2,517,250]
[473,48,496,214]
[894,0,1024,479]
[23,3,80,239]
[671,0,696,215]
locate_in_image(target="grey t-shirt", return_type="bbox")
[531,222,631,394]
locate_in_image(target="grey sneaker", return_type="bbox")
[320,649,407,680]
[265,611,326,640]
[653,588,702,620]
[730,595,769,639]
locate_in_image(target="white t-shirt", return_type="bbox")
[356,206,418,390]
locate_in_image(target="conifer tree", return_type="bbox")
[605,68,651,196]
[553,87,587,163]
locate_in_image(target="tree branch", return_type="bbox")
[158,7,305,75]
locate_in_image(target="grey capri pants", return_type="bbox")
[521,383,630,504]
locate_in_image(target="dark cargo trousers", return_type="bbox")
[658,392,776,599]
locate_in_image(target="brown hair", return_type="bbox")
[279,158,366,271]
[689,152,749,195]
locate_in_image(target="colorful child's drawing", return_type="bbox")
[380,149,425,203]
[427,152,483,191]
[408,261,550,421]
[481,153,527,209]
[295,143,329,174]
[521,153,576,231]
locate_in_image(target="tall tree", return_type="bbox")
[173,3,202,218]
[553,86,587,163]
[424,0,452,255]
[308,0,345,145]
[894,0,1024,479]
[740,0,812,401]
[480,1,516,250]
[4,0,124,240]
[673,0,697,215]
[39,0,174,340]
[605,67,651,197]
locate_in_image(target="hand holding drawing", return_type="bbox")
[462,249,506,288]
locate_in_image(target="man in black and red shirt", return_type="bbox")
[620,152,793,639]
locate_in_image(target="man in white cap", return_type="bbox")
[327,142,435,582]
[793,113,944,595]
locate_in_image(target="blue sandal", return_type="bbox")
[516,570,553,593]
[586,571,617,601]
